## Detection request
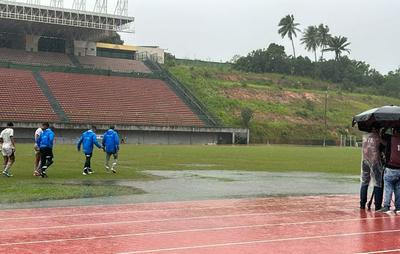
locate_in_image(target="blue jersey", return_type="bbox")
[77,130,101,154]
[36,128,55,149]
[102,129,120,153]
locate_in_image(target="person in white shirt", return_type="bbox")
[34,126,43,176]
[0,122,16,177]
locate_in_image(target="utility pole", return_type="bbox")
[323,89,328,147]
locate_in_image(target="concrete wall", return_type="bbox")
[136,46,165,64]
[73,40,97,56]
[25,35,40,52]
[13,128,234,145]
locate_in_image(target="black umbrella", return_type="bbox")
[352,105,400,132]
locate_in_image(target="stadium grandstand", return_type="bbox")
[0,0,248,144]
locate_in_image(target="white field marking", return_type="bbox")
[0,211,392,234]
[355,249,400,254]
[0,194,357,214]
[117,229,400,254]
[0,199,358,222]
[1,216,397,247]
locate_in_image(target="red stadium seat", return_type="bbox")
[41,72,205,127]
[0,68,59,122]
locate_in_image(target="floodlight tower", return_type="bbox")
[50,0,63,8]
[72,0,86,11]
[115,0,128,16]
[94,0,107,13]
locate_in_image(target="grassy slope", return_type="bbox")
[1,144,360,203]
[168,63,400,142]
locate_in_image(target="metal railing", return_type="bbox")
[144,59,221,127]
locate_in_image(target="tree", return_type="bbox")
[230,55,241,64]
[317,24,331,59]
[241,108,254,128]
[164,52,176,66]
[99,32,124,45]
[323,36,351,61]
[233,43,289,74]
[301,26,319,62]
[265,43,290,73]
[278,14,301,58]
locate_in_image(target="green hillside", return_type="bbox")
[168,61,400,143]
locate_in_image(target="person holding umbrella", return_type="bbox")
[359,127,384,210]
[352,106,400,210]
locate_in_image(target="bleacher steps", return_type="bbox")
[33,71,70,123]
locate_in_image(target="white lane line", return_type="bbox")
[356,250,400,254]
[117,230,400,254]
[0,199,358,222]
[1,218,398,247]
[0,194,357,215]
[356,249,400,254]
[0,211,389,233]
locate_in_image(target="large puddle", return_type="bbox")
[0,170,360,209]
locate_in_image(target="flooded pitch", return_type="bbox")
[0,170,359,209]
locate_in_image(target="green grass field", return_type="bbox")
[0,144,361,203]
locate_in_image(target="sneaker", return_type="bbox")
[2,171,12,177]
[105,165,110,173]
[111,168,116,174]
[88,168,94,174]
[41,171,48,178]
[377,207,392,214]
[34,170,41,177]
[83,168,88,176]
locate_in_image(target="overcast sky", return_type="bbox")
[35,0,400,74]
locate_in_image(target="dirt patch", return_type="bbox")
[255,112,317,125]
[217,74,243,82]
[222,88,321,104]
[231,109,320,125]
[217,74,274,84]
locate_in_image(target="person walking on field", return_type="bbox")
[33,124,43,176]
[77,126,102,176]
[102,126,120,173]
[36,123,55,178]
[1,122,16,177]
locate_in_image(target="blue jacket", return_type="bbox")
[36,128,55,149]
[102,129,120,153]
[77,130,101,154]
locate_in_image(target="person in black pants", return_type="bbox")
[77,126,102,175]
[36,123,55,178]
[360,127,384,210]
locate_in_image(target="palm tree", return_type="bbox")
[278,14,301,58]
[317,24,331,59]
[301,26,319,62]
[323,36,351,61]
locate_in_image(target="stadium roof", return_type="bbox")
[96,42,137,51]
[0,0,134,39]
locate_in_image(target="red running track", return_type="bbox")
[1,195,399,254]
